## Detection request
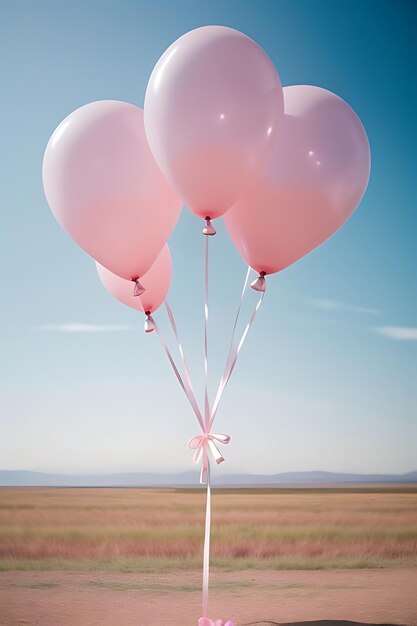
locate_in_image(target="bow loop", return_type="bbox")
[188,432,230,484]
[188,435,203,450]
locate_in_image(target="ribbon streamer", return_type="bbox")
[229,266,251,346]
[164,300,205,432]
[203,469,211,620]
[204,234,210,430]
[202,230,212,620]
[209,286,264,432]
[151,314,205,432]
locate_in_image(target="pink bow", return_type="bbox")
[198,617,234,626]
[189,432,230,484]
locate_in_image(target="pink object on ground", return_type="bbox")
[224,85,371,275]
[96,244,172,314]
[144,25,283,219]
[43,100,181,281]
[198,617,234,626]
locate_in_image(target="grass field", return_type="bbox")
[1,486,416,572]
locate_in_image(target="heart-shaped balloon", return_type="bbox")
[224,85,371,275]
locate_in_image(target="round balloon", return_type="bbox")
[43,100,182,281]
[144,26,284,220]
[96,244,172,314]
[224,85,371,274]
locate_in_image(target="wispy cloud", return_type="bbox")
[373,326,417,341]
[308,298,381,316]
[37,323,134,333]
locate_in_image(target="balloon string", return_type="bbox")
[202,464,211,619]
[209,282,264,432]
[204,235,210,430]
[225,265,251,365]
[151,314,205,432]
[164,300,205,432]
[202,232,212,619]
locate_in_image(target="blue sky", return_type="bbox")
[0,0,416,476]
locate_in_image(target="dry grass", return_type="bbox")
[0,486,416,571]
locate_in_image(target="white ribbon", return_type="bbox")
[150,313,205,432]
[164,300,205,432]
[203,234,210,430]
[209,287,264,432]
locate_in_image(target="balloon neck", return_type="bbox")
[132,277,145,297]
[202,217,216,236]
[144,312,155,333]
[251,272,266,292]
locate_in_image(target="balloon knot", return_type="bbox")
[132,277,145,297]
[250,273,266,292]
[202,218,216,236]
[144,313,155,334]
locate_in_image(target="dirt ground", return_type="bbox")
[0,568,416,626]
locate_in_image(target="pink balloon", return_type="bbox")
[144,26,283,220]
[224,85,371,274]
[43,101,182,280]
[96,244,172,314]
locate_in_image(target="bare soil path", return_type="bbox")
[1,568,416,626]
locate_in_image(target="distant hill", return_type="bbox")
[0,469,416,487]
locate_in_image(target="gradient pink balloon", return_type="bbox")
[43,101,182,281]
[96,244,172,314]
[224,85,371,274]
[144,26,283,220]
